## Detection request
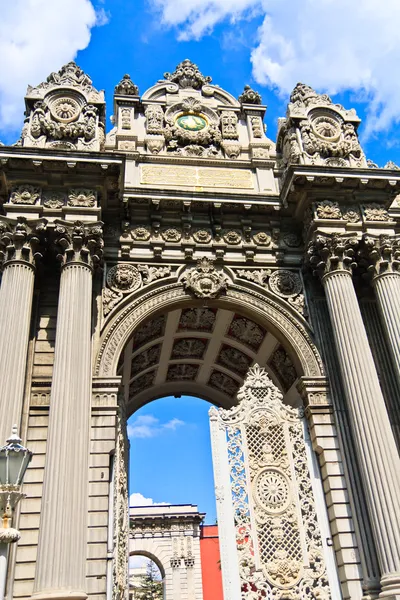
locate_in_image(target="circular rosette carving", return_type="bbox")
[311,112,341,141]
[254,469,291,514]
[193,229,212,244]
[269,270,302,298]
[50,96,81,123]
[107,264,142,294]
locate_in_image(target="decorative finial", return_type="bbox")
[238,85,262,105]
[6,425,22,446]
[164,59,212,90]
[114,74,139,96]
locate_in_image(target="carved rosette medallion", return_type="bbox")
[182,257,228,299]
[107,264,142,294]
[269,270,302,298]
[68,189,97,208]
[10,185,41,205]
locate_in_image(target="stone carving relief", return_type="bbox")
[53,220,103,268]
[114,74,139,96]
[43,192,65,209]
[220,111,239,139]
[179,307,216,331]
[182,257,228,299]
[9,185,41,205]
[307,233,359,276]
[67,189,97,207]
[131,345,161,376]
[171,338,207,359]
[239,85,262,105]
[208,370,240,396]
[362,203,390,222]
[18,62,105,151]
[103,263,171,316]
[268,345,298,392]
[163,96,222,157]
[121,108,131,130]
[217,345,252,376]
[250,116,263,138]
[277,83,367,169]
[0,217,47,266]
[112,406,129,600]
[167,364,199,381]
[145,104,164,133]
[315,200,342,220]
[131,226,151,241]
[163,59,212,90]
[235,269,305,316]
[132,315,166,350]
[211,365,331,599]
[129,372,155,396]
[360,234,400,277]
[228,316,265,350]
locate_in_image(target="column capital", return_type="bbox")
[360,233,400,280]
[306,231,359,279]
[0,216,47,269]
[53,219,103,270]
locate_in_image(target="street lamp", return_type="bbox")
[0,426,32,600]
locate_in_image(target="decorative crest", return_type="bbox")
[182,257,228,298]
[238,84,262,105]
[114,74,139,96]
[164,59,212,90]
[27,62,101,99]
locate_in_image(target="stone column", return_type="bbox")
[0,217,46,444]
[308,233,400,600]
[34,221,103,600]
[363,234,400,396]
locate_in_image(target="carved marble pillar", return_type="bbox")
[362,234,400,397]
[0,217,46,444]
[34,221,103,600]
[308,233,400,600]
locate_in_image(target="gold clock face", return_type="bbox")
[176,114,207,131]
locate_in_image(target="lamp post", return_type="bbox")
[0,426,32,600]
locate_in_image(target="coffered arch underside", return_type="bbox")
[95,281,324,411]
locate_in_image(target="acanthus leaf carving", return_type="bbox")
[53,219,103,269]
[307,233,359,277]
[360,234,400,277]
[0,216,47,266]
[68,189,97,208]
[10,185,41,205]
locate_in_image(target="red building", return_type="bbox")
[200,525,223,600]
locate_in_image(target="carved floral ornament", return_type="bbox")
[114,74,139,96]
[211,365,331,598]
[182,257,229,299]
[10,185,41,205]
[163,59,212,90]
[307,233,359,277]
[360,234,400,277]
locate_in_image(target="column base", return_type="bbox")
[32,592,88,600]
[379,572,400,599]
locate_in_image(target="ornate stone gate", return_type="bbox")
[0,58,399,600]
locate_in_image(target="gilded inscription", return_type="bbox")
[140,165,254,190]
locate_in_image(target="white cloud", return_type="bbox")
[0,0,107,135]
[127,414,184,439]
[130,492,169,506]
[152,0,400,134]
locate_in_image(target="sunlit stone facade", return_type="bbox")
[0,59,399,600]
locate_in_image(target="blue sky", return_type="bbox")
[2,0,400,166]
[128,396,217,524]
[3,0,400,520]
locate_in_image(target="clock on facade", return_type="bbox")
[176,114,207,131]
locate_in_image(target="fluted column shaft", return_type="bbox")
[0,261,35,443]
[373,272,400,386]
[323,269,400,598]
[34,260,93,599]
